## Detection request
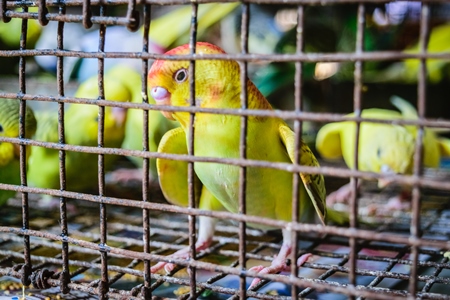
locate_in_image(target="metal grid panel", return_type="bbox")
[0,0,449,299]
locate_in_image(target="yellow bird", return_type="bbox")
[148,42,346,287]
[28,74,131,193]
[316,96,450,205]
[0,98,37,205]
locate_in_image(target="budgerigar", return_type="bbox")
[0,7,42,48]
[148,42,346,287]
[27,75,131,193]
[104,65,178,181]
[0,99,37,205]
[316,96,450,206]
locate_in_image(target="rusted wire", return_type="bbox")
[2,47,450,62]
[0,0,449,299]
[0,0,11,22]
[1,203,450,299]
[290,4,304,298]
[349,3,365,293]
[17,5,32,288]
[409,3,431,298]
[2,92,450,129]
[238,1,250,298]
[1,0,449,7]
[96,6,109,299]
[37,0,49,26]
[187,3,198,298]
[141,2,152,298]
[56,3,71,294]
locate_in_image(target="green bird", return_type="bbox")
[0,7,42,49]
[316,96,450,205]
[0,98,37,205]
[27,74,131,193]
[104,65,178,181]
[148,42,347,288]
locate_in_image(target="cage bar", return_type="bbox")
[0,0,449,299]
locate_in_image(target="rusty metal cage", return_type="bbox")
[0,0,450,299]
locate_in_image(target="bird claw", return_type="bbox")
[150,250,190,274]
[150,261,173,274]
[326,183,354,205]
[150,238,212,274]
[247,253,312,290]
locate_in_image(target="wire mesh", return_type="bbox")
[0,0,449,299]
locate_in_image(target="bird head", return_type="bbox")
[148,42,242,127]
[71,75,132,147]
[359,125,415,189]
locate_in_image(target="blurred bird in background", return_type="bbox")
[0,99,37,205]
[316,96,450,211]
[27,73,131,194]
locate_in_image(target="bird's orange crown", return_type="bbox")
[148,42,226,80]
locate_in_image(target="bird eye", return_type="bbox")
[174,69,188,83]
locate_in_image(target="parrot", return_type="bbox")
[0,98,37,205]
[315,96,450,206]
[27,74,131,193]
[104,65,178,182]
[0,7,42,49]
[148,42,347,288]
[367,23,450,83]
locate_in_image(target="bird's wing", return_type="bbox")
[279,124,326,225]
[157,127,226,212]
[157,127,203,207]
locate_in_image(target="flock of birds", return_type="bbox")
[0,3,450,292]
[1,42,450,286]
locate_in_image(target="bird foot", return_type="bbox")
[248,252,312,289]
[365,191,412,216]
[150,239,211,274]
[326,183,354,205]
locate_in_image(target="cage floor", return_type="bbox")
[0,177,450,299]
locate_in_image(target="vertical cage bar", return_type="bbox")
[37,0,49,26]
[97,6,108,299]
[141,2,152,298]
[188,3,199,298]
[56,3,70,294]
[18,4,32,287]
[291,4,304,298]
[408,3,430,298]
[349,3,365,291]
[126,0,139,32]
[82,0,93,28]
[238,1,250,298]
[0,0,10,22]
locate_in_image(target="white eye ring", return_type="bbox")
[174,68,188,83]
